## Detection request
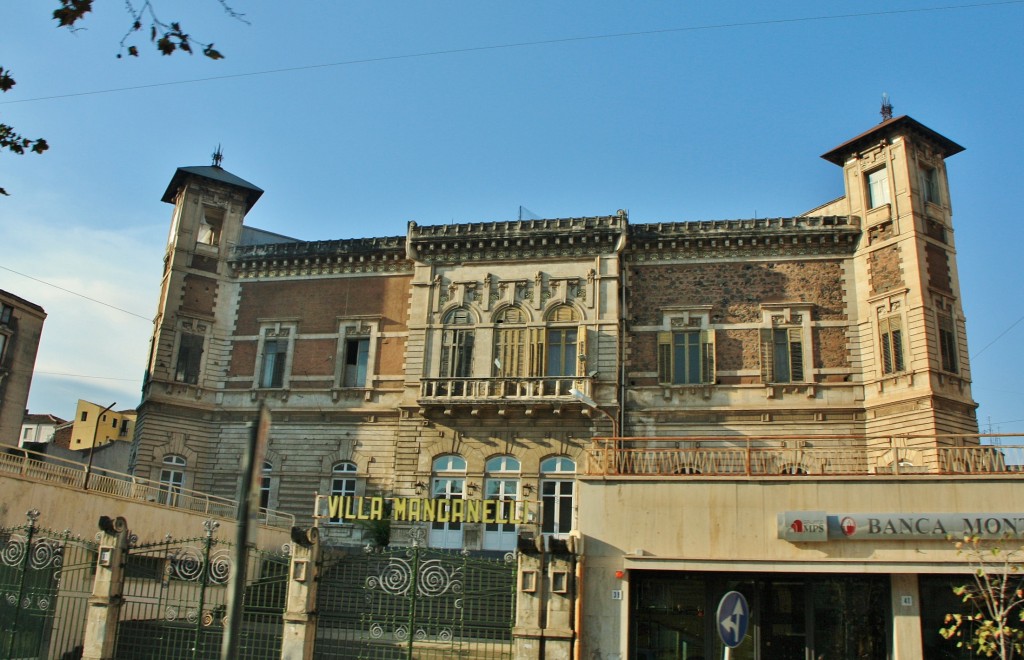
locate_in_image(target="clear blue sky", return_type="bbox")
[2,1,1022,432]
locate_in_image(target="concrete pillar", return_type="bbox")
[513,531,545,659]
[81,516,130,660]
[280,527,321,660]
[543,538,576,660]
[891,573,924,658]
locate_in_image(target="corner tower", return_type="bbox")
[823,116,978,439]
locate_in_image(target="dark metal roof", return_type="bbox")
[821,115,965,165]
[161,165,264,212]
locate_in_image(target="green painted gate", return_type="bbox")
[0,510,97,660]
[314,543,516,660]
[112,521,289,659]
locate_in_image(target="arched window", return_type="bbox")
[159,454,186,506]
[540,456,576,537]
[484,455,521,551]
[493,306,528,378]
[545,305,581,393]
[329,461,358,524]
[430,455,466,549]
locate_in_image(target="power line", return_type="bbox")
[3,1,1022,106]
[971,313,1024,360]
[0,265,151,322]
[34,371,139,383]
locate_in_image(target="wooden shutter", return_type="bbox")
[528,328,545,377]
[759,328,774,384]
[575,326,588,376]
[890,317,904,372]
[701,329,715,384]
[657,332,673,385]
[788,327,804,382]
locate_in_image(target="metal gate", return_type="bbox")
[314,541,516,660]
[0,509,97,660]
[113,520,290,659]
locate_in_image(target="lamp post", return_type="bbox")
[84,401,116,490]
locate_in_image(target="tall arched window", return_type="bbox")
[329,461,358,524]
[493,306,529,377]
[545,305,582,393]
[430,455,466,549]
[540,456,576,538]
[159,454,186,506]
[484,455,521,551]
[440,308,474,395]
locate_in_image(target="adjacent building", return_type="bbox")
[131,115,1008,658]
[18,412,65,447]
[65,399,136,451]
[0,290,46,447]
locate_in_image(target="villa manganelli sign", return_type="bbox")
[326,496,531,524]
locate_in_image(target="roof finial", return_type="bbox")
[880,93,894,122]
[211,144,224,168]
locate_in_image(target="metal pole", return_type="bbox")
[221,405,270,660]
[84,402,116,490]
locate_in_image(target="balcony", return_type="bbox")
[419,377,590,404]
[584,436,1024,478]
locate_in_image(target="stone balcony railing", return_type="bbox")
[584,436,1024,478]
[419,377,591,402]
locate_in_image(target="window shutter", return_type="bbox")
[890,318,905,372]
[759,329,774,383]
[657,332,673,384]
[528,328,545,378]
[701,329,716,384]
[575,326,588,376]
[788,327,804,382]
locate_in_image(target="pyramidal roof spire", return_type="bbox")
[211,144,224,168]
[880,93,894,122]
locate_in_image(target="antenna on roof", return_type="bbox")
[880,93,894,122]
[211,144,224,168]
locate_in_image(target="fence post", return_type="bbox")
[82,515,130,660]
[280,527,321,660]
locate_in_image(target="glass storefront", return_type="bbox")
[919,574,981,659]
[630,571,890,660]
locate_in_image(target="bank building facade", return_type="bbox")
[131,115,1023,659]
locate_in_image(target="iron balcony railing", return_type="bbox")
[0,447,295,529]
[419,376,588,400]
[584,435,1024,477]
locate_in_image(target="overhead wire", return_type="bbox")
[2,1,1023,106]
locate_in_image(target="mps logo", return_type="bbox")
[789,518,824,534]
[840,516,857,537]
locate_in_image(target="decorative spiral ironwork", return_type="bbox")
[504,551,516,564]
[1,535,27,567]
[437,628,453,642]
[366,557,413,596]
[414,628,428,641]
[369,623,385,639]
[186,608,199,624]
[417,559,462,597]
[128,533,139,548]
[5,593,16,605]
[394,625,409,641]
[281,543,292,556]
[30,540,63,570]
[208,549,232,584]
[21,596,30,608]
[170,547,204,581]
[37,596,50,611]
[454,598,464,610]
[202,610,215,627]
[407,525,427,546]
[165,606,179,621]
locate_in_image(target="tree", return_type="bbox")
[940,535,1024,659]
[1,0,244,195]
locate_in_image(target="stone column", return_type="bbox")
[513,531,545,659]
[280,527,321,660]
[81,516,130,660]
[543,537,576,660]
[891,573,924,658]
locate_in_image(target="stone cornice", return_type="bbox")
[408,215,626,264]
[229,237,410,278]
[627,215,860,261]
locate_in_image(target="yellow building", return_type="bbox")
[67,399,136,451]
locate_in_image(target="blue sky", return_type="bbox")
[2,1,1022,432]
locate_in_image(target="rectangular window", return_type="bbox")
[197,206,223,246]
[81,411,88,422]
[879,317,905,374]
[0,304,12,325]
[441,329,474,378]
[866,167,890,208]
[541,480,574,536]
[760,328,804,384]
[938,313,958,373]
[260,338,287,388]
[174,332,205,384]
[657,330,715,385]
[342,337,370,387]
[921,166,940,205]
[0,334,6,363]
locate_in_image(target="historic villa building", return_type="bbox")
[131,115,1019,658]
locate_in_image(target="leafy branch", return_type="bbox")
[940,535,1024,659]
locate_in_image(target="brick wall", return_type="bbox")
[868,245,903,295]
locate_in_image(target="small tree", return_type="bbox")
[940,535,1024,659]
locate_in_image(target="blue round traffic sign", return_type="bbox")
[716,590,750,648]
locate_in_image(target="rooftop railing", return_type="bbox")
[584,435,1024,478]
[0,447,295,529]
